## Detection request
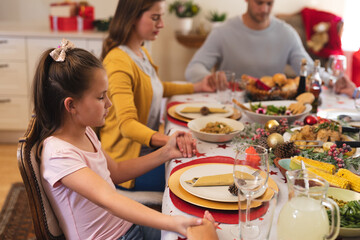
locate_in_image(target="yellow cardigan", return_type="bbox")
[100,47,194,189]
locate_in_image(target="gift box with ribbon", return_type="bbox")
[49,1,94,31]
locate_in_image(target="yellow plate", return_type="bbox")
[168,105,241,123]
[168,163,278,211]
[327,187,360,237]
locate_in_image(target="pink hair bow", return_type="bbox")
[49,38,75,62]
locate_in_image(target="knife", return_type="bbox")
[335,141,360,148]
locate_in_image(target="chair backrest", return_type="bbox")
[17,116,65,240]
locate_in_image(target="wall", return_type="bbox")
[0,0,346,82]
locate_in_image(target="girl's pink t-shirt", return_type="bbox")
[41,127,133,240]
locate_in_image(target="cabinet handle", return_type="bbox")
[0,40,8,44]
[0,64,9,68]
[0,99,11,103]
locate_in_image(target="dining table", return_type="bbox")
[160,87,359,240]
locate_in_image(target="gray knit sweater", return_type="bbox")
[185,15,314,82]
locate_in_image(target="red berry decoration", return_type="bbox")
[304,115,317,125]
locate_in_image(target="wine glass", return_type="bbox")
[327,55,347,87]
[231,144,269,239]
[354,88,360,111]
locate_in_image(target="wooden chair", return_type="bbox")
[17,115,65,240]
[17,115,163,239]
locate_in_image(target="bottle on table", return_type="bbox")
[309,59,322,113]
[296,58,307,96]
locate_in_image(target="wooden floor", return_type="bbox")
[0,144,22,209]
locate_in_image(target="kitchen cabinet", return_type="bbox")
[0,25,106,140]
[0,36,29,131]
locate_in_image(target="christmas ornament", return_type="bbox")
[304,115,317,125]
[267,133,284,148]
[264,120,279,131]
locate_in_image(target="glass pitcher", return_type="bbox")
[277,169,340,240]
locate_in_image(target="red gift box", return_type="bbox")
[49,4,94,32]
[50,15,94,31]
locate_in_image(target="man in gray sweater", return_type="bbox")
[185,0,313,83]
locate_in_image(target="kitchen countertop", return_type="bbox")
[0,21,107,39]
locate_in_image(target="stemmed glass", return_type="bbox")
[232,144,269,239]
[354,87,360,111]
[327,55,347,87]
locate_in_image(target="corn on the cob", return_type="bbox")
[290,156,335,174]
[308,167,350,189]
[335,168,360,192]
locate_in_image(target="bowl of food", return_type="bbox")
[327,187,360,237]
[187,116,244,143]
[240,100,312,124]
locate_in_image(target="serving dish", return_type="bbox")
[241,100,311,124]
[327,187,360,237]
[187,116,244,143]
[284,126,360,159]
[175,103,234,119]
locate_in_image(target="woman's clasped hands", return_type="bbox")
[165,131,197,158]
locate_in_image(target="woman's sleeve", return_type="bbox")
[105,55,156,146]
[162,81,194,97]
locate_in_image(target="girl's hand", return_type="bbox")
[171,215,202,237]
[203,210,219,228]
[165,131,197,159]
[187,211,219,240]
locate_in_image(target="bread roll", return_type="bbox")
[281,79,297,91]
[260,76,275,88]
[296,92,315,104]
[273,73,287,86]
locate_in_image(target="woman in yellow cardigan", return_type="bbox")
[100,0,220,191]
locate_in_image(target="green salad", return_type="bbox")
[250,102,288,115]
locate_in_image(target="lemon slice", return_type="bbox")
[345,147,356,156]
[323,142,335,151]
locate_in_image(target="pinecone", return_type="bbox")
[256,136,269,149]
[268,125,286,135]
[228,183,238,196]
[273,141,298,159]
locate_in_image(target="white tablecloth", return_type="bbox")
[160,89,357,240]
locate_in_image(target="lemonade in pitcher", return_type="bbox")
[277,169,340,240]
[277,197,329,240]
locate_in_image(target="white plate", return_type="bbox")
[242,100,311,124]
[317,108,360,121]
[187,116,244,143]
[175,103,234,119]
[179,164,266,202]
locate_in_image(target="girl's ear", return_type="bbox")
[64,97,76,114]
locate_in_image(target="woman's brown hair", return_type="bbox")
[101,0,164,60]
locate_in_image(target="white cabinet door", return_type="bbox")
[0,61,27,95]
[87,39,103,59]
[27,37,87,87]
[0,96,29,130]
[0,37,26,61]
